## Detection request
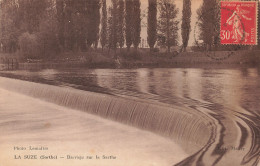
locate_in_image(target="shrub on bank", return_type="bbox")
[18,12,59,60]
[18,32,39,59]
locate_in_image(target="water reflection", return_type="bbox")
[1,67,259,116]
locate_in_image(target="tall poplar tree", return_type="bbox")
[118,0,125,51]
[111,0,118,51]
[147,0,157,52]
[125,0,133,51]
[107,0,119,53]
[100,0,107,51]
[132,0,141,50]
[86,0,101,49]
[158,0,179,53]
[56,0,65,49]
[63,0,75,50]
[107,7,113,52]
[197,0,219,50]
[181,0,191,52]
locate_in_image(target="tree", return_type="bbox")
[71,0,84,51]
[38,2,59,57]
[62,0,90,51]
[125,0,133,51]
[86,0,101,49]
[132,0,141,50]
[197,0,220,51]
[107,7,113,52]
[18,0,49,33]
[93,1,101,50]
[56,0,65,50]
[110,0,119,52]
[0,0,52,53]
[181,0,191,52]
[100,0,107,51]
[118,0,125,51]
[63,0,75,50]
[147,0,157,52]
[0,0,19,53]
[17,0,59,58]
[158,0,179,53]
[19,32,39,58]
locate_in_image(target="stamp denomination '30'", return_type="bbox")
[220,1,258,45]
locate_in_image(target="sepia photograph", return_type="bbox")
[0,0,259,165]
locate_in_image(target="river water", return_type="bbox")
[0,67,260,166]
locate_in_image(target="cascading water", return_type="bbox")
[0,77,213,155]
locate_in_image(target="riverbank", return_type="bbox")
[1,49,260,70]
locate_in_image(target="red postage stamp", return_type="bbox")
[220,1,258,45]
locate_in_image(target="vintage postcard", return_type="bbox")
[0,0,259,166]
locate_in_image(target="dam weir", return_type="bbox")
[0,68,259,166]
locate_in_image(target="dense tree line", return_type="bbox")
[0,0,184,57]
[4,0,254,57]
[0,0,51,54]
[57,0,100,51]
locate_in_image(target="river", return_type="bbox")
[0,67,259,166]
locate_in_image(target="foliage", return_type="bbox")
[37,11,59,57]
[132,0,141,49]
[181,0,191,52]
[18,32,39,58]
[17,0,49,33]
[86,0,101,49]
[107,7,113,51]
[0,0,20,53]
[118,0,125,50]
[107,0,119,52]
[125,0,134,51]
[157,0,179,53]
[147,0,157,51]
[56,0,65,49]
[196,0,220,50]
[0,0,56,55]
[100,0,107,50]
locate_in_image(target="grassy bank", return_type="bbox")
[1,49,260,70]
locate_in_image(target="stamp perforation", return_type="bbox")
[220,0,258,45]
